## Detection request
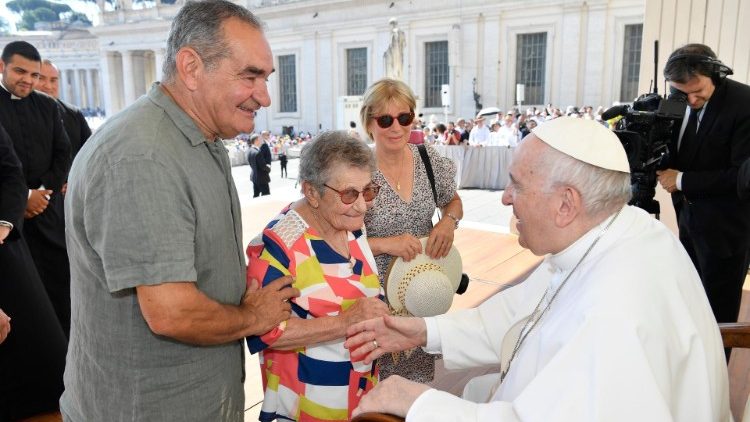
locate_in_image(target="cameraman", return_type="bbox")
[657,43,750,325]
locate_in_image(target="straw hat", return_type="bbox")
[385,238,466,317]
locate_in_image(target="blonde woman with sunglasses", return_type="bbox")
[360,78,464,383]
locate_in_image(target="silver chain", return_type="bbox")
[498,207,623,385]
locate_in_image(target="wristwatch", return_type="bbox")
[444,212,460,229]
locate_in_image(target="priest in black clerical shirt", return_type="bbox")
[0,41,72,337]
[38,58,92,161]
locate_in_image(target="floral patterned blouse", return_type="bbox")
[364,143,457,383]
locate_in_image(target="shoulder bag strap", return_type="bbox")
[417,144,438,206]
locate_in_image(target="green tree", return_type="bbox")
[8,0,84,30]
[7,0,71,14]
[20,7,57,30]
[65,12,92,26]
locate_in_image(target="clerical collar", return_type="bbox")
[546,206,626,284]
[0,78,22,100]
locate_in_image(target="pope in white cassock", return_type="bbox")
[345,116,730,421]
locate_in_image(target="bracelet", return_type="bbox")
[444,212,460,229]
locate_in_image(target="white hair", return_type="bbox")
[538,143,631,216]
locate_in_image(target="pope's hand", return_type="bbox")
[352,375,430,418]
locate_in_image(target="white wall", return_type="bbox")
[57,0,646,132]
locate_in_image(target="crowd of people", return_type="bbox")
[237,104,611,153]
[1,0,750,421]
[382,104,611,148]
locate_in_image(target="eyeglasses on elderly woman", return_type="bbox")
[371,111,415,129]
[323,183,380,204]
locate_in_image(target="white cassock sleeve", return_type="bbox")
[429,262,551,369]
[407,312,706,422]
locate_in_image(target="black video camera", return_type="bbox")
[602,90,686,216]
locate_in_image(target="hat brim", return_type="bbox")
[384,238,463,314]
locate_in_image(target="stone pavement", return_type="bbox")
[230,157,515,420]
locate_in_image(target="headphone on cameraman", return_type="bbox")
[665,53,734,84]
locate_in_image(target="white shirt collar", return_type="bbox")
[0,78,22,100]
[545,207,625,288]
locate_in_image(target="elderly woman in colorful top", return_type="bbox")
[360,78,463,383]
[246,131,390,422]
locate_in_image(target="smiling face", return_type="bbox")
[669,73,715,110]
[193,18,273,139]
[501,136,560,255]
[37,61,60,98]
[367,100,412,154]
[315,163,374,232]
[0,54,40,98]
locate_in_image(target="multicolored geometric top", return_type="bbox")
[246,206,383,422]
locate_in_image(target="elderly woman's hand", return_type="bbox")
[384,233,422,261]
[343,297,390,327]
[425,218,454,259]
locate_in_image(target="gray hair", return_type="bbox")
[299,131,376,196]
[163,0,263,82]
[538,143,632,216]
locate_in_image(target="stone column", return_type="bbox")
[132,51,146,98]
[85,69,95,110]
[72,68,82,106]
[154,48,165,82]
[121,50,136,106]
[92,69,103,110]
[99,51,117,116]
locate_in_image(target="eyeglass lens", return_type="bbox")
[374,112,414,129]
[332,184,380,204]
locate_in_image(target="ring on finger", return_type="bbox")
[373,339,378,349]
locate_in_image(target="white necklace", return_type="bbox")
[495,208,623,388]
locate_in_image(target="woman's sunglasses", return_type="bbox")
[371,112,415,129]
[324,183,380,204]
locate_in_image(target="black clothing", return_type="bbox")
[279,153,288,178]
[669,78,750,324]
[0,126,25,234]
[460,129,469,143]
[37,99,92,337]
[56,98,92,160]
[0,90,70,192]
[0,125,67,421]
[247,143,271,197]
[740,157,750,200]
[0,88,73,337]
